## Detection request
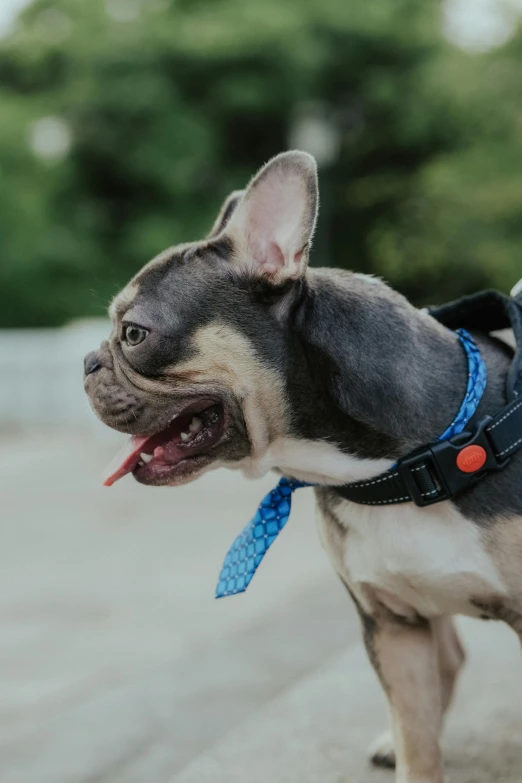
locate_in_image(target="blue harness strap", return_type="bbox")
[216,328,487,598]
[437,330,487,441]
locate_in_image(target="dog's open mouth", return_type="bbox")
[103,400,225,486]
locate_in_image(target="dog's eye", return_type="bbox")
[122,324,148,346]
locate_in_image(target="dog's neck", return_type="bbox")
[287,270,468,462]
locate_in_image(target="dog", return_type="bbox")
[84,151,522,783]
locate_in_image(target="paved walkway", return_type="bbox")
[174,620,522,783]
[1,431,521,782]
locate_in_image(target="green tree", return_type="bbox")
[0,0,520,326]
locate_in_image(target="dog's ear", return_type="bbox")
[223,151,318,281]
[208,190,245,237]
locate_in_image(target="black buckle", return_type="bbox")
[397,418,509,507]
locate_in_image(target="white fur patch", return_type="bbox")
[238,436,394,485]
[320,498,507,618]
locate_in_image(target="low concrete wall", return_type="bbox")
[0,320,110,428]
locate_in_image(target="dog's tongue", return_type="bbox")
[103,435,149,487]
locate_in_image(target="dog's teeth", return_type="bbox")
[180,431,190,442]
[189,416,202,434]
[141,453,153,463]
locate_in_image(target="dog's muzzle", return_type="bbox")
[84,341,148,433]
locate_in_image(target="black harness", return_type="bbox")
[334,287,522,508]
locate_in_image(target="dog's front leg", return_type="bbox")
[364,616,445,783]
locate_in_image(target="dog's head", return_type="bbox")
[84,151,320,486]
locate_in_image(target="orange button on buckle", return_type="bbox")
[456,445,487,473]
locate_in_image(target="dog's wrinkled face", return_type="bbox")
[84,151,319,486]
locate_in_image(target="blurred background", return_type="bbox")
[1,1,522,782]
[2,0,522,331]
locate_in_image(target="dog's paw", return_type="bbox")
[368,730,396,769]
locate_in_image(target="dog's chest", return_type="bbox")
[317,495,507,619]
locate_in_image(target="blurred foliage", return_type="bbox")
[0,0,521,326]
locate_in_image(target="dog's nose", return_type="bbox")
[84,351,101,377]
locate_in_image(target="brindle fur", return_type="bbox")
[85,152,522,783]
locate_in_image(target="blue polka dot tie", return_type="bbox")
[215,477,309,598]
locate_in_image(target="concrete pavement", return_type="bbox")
[173,619,522,783]
[1,430,521,782]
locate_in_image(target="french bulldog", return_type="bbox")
[85,151,522,783]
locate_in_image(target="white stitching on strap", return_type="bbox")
[351,471,399,489]
[352,463,439,501]
[363,496,410,505]
[411,463,439,497]
[488,400,522,430]
[498,435,522,457]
